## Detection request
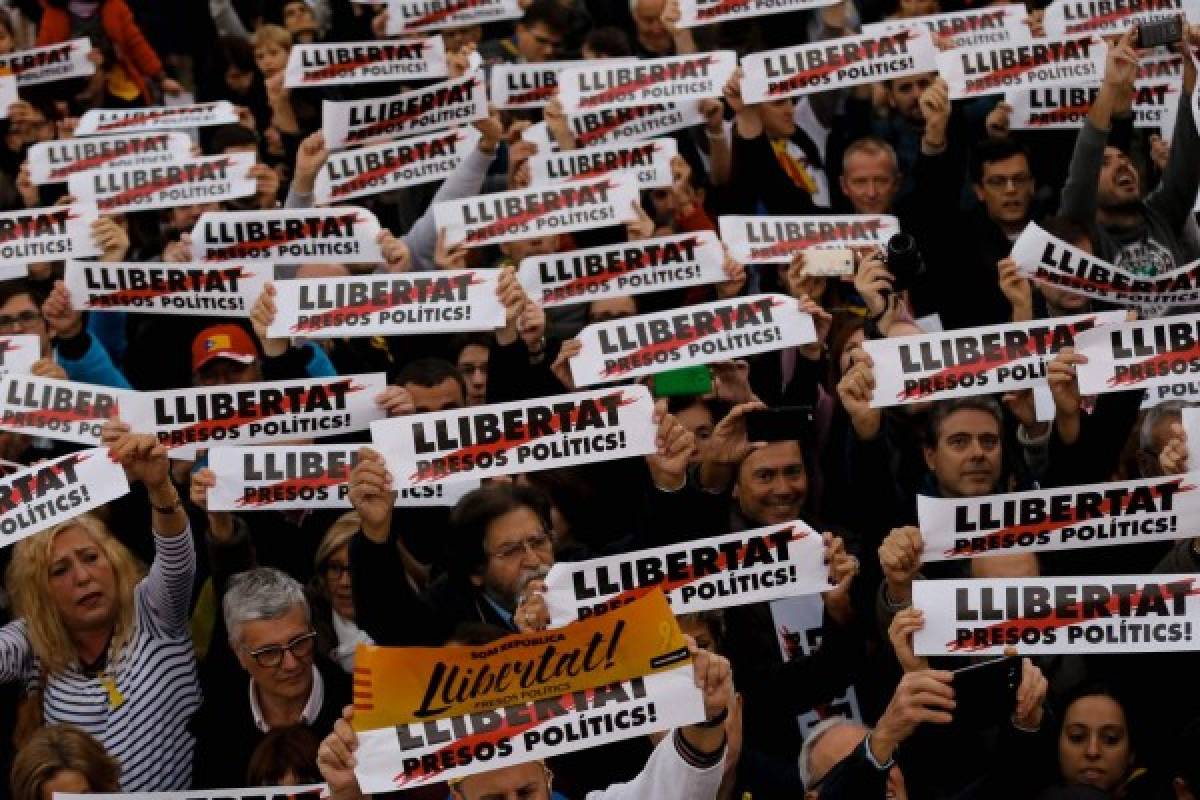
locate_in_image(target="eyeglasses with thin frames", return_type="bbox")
[487,531,554,561]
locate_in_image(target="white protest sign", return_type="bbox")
[519,231,727,308]
[384,0,522,33]
[285,38,446,88]
[1139,50,1184,82]
[528,138,676,189]
[354,666,703,793]
[267,270,504,338]
[565,101,707,149]
[0,204,101,264]
[558,51,737,113]
[719,214,899,264]
[0,39,94,85]
[148,373,388,458]
[314,127,480,205]
[207,445,478,511]
[0,449,130,551]
[68,151,257,215]
[570,294,816,387]
[863,311,1125,406]
[191,208,384,264]
[76,101,239,135]
[63,260,268,318]
[56,787,326,800]
[678,0,839,27]
[0,374,151,446]
[0,336,39,377]
[29,132,193,185]
[490,60,578,109]
[863,5,1031,49]
[371,385,657,485]
[1182,407,1200,468]
[913,574,1200,656]
[1073,313,1200,395]
[321,72,488,149]
[918,473,1200,562]
[741,30,938,102]
[1007,81,1181,131]
[543,522,828,626]
[1044,0,1195,35]
[937,35,1107,99]
[434,176,639,249]
[0,71,14,119]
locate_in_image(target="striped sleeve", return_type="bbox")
[0,618,31,683]
[137,525,197,637]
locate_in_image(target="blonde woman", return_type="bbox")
[309,512,373,672]
[10,724,120,800]
[0,424,200,790]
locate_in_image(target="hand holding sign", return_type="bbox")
[316,706,359,800]
[293,131,329,197]
[889,607,930,673]
[1046,347,1086,445]
[997,257,1033,322]
[879,526,924,606]
[375,385,416,418]
[1011,653,1048,730]
[1160,422,1188,475]
[30,358,66,381]
[822,532,858,626]
[189,467,235,541]
[347,446,394,543]
[715,247,747,300]
[251,283,286,358]
[43,280,83,340]
[104,421,169,492]
[93,216,129,262]
[836,355,882,440]
[646,398,696,491]
[1106,29,1140,91]
[919,77,951,149]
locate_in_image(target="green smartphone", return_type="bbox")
[652,365,713,397]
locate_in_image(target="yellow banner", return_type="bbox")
[351,590,689,729]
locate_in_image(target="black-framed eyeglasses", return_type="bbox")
[247,631,317,668]
[0,310,43,331]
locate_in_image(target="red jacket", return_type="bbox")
[37,0,163,101]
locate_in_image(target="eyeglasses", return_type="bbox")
[982,174,1032,190]
[487,531,553,561]
[0,310,43,331]
[247,631,317,668]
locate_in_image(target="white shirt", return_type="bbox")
[249,665,324,733]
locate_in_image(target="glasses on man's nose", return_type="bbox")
[983,174,1032,190]
[247,631,317,668]
[0,310,43,331]
[488,531,554,561]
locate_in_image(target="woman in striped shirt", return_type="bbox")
[0,426,202,791]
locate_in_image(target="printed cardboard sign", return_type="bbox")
[557,51,737,113]
[740,30,938,102]
[191,208,385,264]
[207,445,479,510]
[0,72,14,119]
[0,336,40,377]
[937,35,1107,99]
[862,311,1125,406]
[67,151,257,214]
[913,574,1200,655]
[56,787,326,800]
[314,127,480,204]
[76,101,239,135]
[570,294,816,386]
[490,60,580,109]
[1043,0,1194,35]
[863,6,1031,49]
[267,270,505,338]
[1182,407,1200,469]
[321,72,488,149]
[384,0,523,33]
[434,176,639,248]
[370,385,657,485]
[678,0,839,28]
[0,449,130,551]
[285,38,447,87]
[1007,82,1181,131]
[63,260,268,317]
[0,204,101,264]
[1073,314,1200,395]
[28,132,193,185]
[528,138,676,189]
[518,231,727,308]
[524,102,707,150]
[0,39,95,85]
[0,374,150,446]
[719,214,899,264]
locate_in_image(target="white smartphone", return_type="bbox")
[801,248,855,277]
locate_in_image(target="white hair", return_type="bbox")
[798,716,855,788]
[223,567,310,644]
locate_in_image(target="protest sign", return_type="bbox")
[0,39,94,85]
[740,30,938,102]
[1043,0,1194,36]
[518,231,727,308]
[284,38,446,87]
[1182,407,1200,469]
[567,101,707,148]
[0,449,131,551]
[490,60,580,109]
[148,373,388,457]
[56,787,326,800]
[1073,314,1200,395]
[528,138,676,189]
[937,35,1107,99]
[862,311,1125,406]
[28,132,193,185]
[370,385,656,485]
[321,72,488,149]
[913,574,1200,656]
[63,260,268,317]
[191,208,385,264]
[863,5,1031,49]
[557,51,736,113]
[678,0,839,27]
[67,151,257,214]
[76,101,239,135]
[0,374,150,446]
[351,590,689,727]
[207,444,478,510]
[383,0,523,33]
[434,176,639,248]
[0,204,100,265]
[542,521,827,626]
[1007,82,1181,131]
[570,294,816,386]
[1011,222,1200,308]
[0,71,14,119]
[314,127,480,204]
[719,214,899,264]
[1138,50,1184,82]
[917,474,1200,561]
[354,666,703,792]
[0,335,39,377]
[267,270,505,338]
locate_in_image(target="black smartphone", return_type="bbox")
[744,406,814,442]
[951,656,1021,729]
[1136,16,1183,48]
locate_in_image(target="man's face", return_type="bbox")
[442,25,484,53]
[284,1,319,40]
[632,0,673,54]
[734,441,807,525]
[841,149,901,215]
[973,154,1034,229]
[472,506,555,608]
[234,604,314,706]
[804,724,908,800]
[452,762,550,800]
[924,409,1002,497]
[193,358,260,387]
[888,74,934,125]
[759,98,797,138]
[405,377,464,413]
[456,345,489,406]
[515,21,562,62]
[0,292,48,354]
[1097,146,1141,208]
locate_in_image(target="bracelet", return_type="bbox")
[695,707,729,728]
[150,496,183,514]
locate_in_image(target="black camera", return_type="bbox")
[883,232,927,291]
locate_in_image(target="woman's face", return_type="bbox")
[48,527,119,637]
[1059,694,1132,792]
[255,43,289,78]
[837,328,866,378]
[0,27,16,56]
[40,769,90,800]
[675,403,715,464]
[323,543,354,620]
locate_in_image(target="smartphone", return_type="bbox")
[652,365,713,397]
[1136,16,1183,48]
[951,656,1021,729]
[744,406,814,442]
[802,248,855,277]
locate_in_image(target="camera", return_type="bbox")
[883,232,927,291]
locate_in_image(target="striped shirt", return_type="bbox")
[0,528,202,791]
